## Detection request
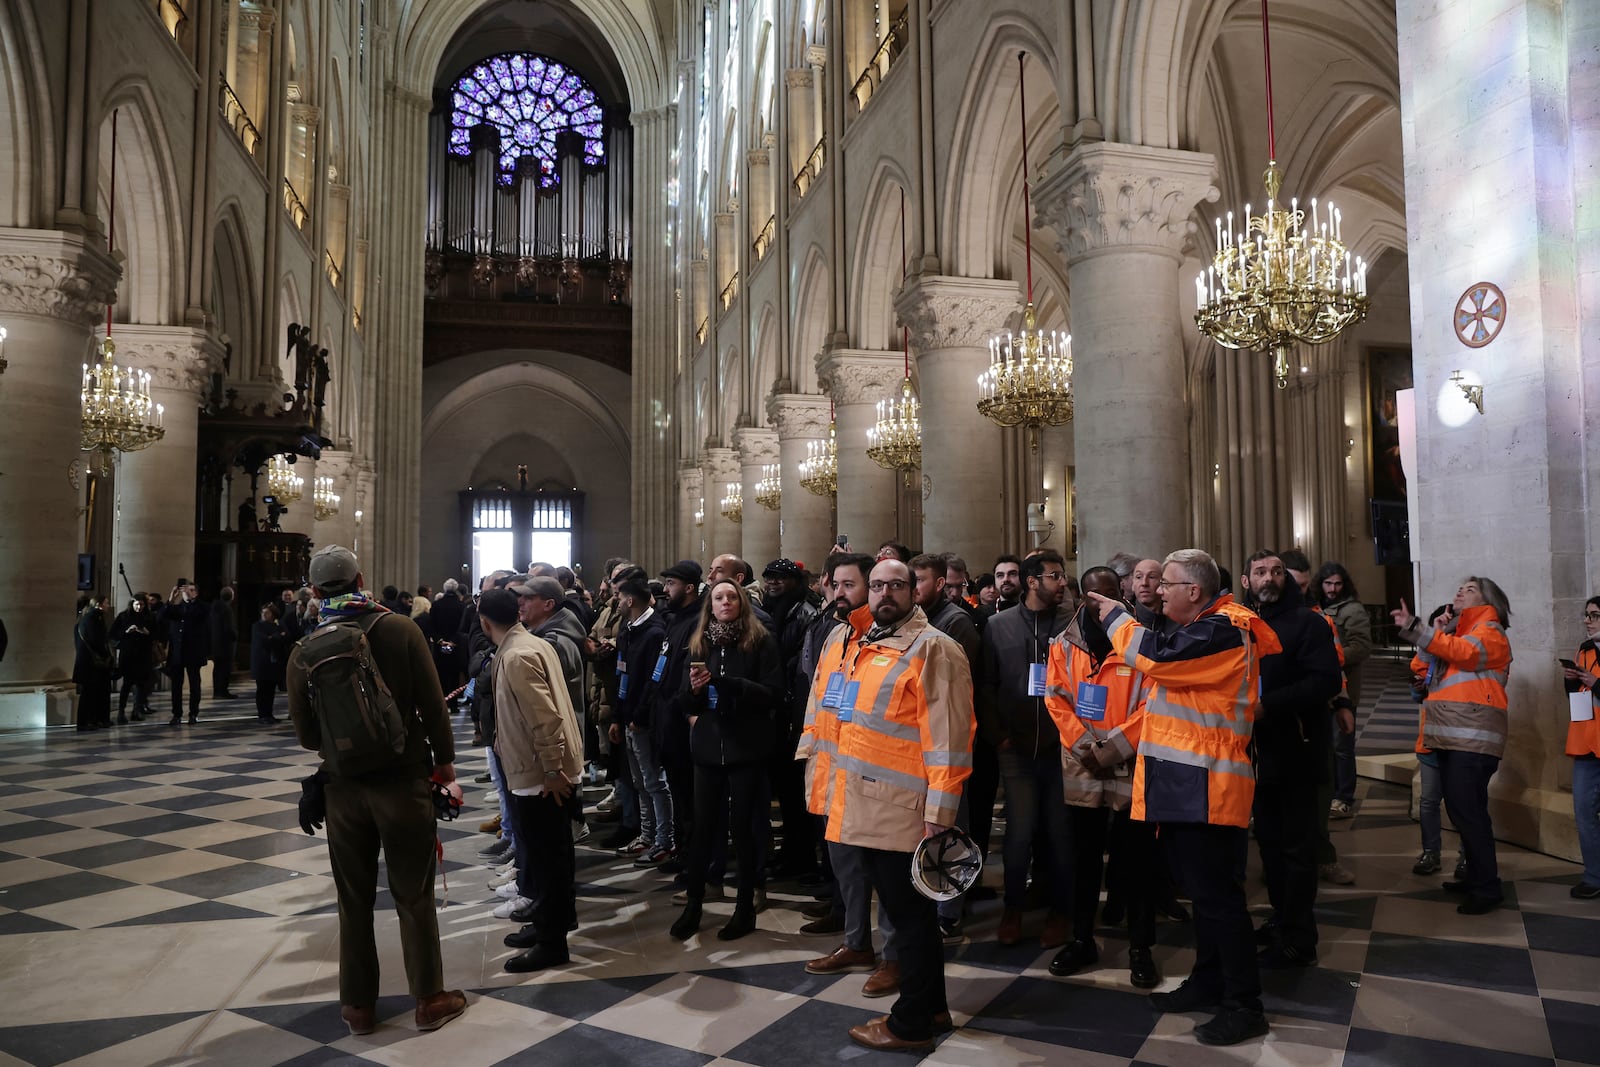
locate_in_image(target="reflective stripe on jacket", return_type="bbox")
[1044,611,1150,810]
[796,604,974,853]
[1568,644,1599,759]
[1103,594,1281,829]
[1403,604,1510,758]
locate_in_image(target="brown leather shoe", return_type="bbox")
[1040,911,1071,949]
[861,960,901,998]
[478,815,501,834]
[340,1004,375,1036]
[805,943,877,975]
[848,1016,934,1052]
[414,989,468,1032]
[997,908,1024,946]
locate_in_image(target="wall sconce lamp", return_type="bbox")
[1450,370,1484,414]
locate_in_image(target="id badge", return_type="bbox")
[1027,662,1048,698]
[822,671,845,708]
[838,680,861,723]
[651,654,668,683]
[617,673,630,700]
[1076,681,1109,722]
[708,685,719,709]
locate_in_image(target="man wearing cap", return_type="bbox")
[650,560,704,865]
[286,546,467,1037]
[763,558,821,876]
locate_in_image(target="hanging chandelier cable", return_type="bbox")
[1261,0,1277,165]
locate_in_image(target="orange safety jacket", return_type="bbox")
[1401,603,1511,757]
[1411,651,1432,754]
[1103,594,1281,828]
[1568,643,1600,759]
[795,604,974,853]
[1044,610,1151,809]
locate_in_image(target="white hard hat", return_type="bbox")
[910,826,983,901]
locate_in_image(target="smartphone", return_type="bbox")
[836,534,849,548]
[1559,658,1580,671]
[690,661,706,671]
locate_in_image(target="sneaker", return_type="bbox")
[481,792,498,806]
[615,836,648,857]
[1328,799,1353,820]
[489,870,518,890]
[1319,862,1356,886]
[635,846,675,867]
[478,838,512,861]
[1570,882,1600,899]
[495,859,518,877]
[596,788,619,813]
[939,917,965,944]
[494,880,523,900]
[1412,849,1441,875]
[574,822,591,844]
[491,896,531,919]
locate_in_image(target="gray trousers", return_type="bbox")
[829,839,897,960]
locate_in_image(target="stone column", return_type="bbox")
[734,427,780,568]
[1033,143,1217,565]
[0,230,120,723]
[630,105,679,567]
[106,325,224,594]
[896,275,1021,565]
[817,348,902,552]
[677,463,704,563]
[703,446,742,561]
[767,393,834,566]
[1397,0,1590,859]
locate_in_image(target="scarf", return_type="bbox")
[318,591,386,625]
[706,619,742,647]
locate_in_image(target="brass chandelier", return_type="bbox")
[755,463,782,510]
[694,498,705,526]
[720,481,743,524]
[799,406,838,497]
[977,52,1073,451]
[868,189,921,484]
[313,475,341,520]
[267,454,305,503]
[1194,0,1368,387]
[81,339,165,473]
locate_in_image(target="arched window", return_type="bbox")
[448,53,605,187]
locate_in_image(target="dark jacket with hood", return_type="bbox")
[764,589,819,725]
[681,629,784,766]
[1250,579,1343,783]
[615,605,669,730]
[977,600,1068,754]
[534,607,588,722]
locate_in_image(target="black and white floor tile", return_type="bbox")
[0,694,1597,1065]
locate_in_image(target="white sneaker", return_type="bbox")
[494,879,522,899]
[574,822,591,844]
[596,788,618,814]
[491,896,530,919]
[494,860,517,877]
[481,792,499,806]
[489,870,518,890]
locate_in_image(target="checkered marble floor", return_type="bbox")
[1,696,1597,1066]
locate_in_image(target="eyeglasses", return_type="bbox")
[1157,580,1197,591]
[868,580,911,593]
[1041,572,1067,582]
[1585,612,1600,621]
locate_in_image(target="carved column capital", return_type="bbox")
[816,348,904,406]
[703,445,741,484]
[1034,143,1218,264]
[733,427,779,465]
[766,393,832,440]
[895,274,1022,352]
[0,230,121,329]
[746,149,770,168]
[677,462,704,496]
[785,68,814,90]
[104,324,226,396]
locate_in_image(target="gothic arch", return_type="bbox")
[848,161,912,352]
[790,243,829,393]
[211,201,257,379]
[719,343,743,432]
[751,302,779,419]
[0,0,51,228]
[96,82,184,326]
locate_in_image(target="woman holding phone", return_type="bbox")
[669,579,784,942]
[1391,577,1513,915]
[1560,596,1600,899]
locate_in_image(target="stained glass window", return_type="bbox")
[448,53,605,187]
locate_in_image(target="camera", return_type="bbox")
[262,494,278,505]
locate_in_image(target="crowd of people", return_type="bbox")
[72,535,1600,1049]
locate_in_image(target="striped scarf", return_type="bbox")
[318,591,386,625]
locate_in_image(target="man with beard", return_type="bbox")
[991,556,1023,615]
[762,559,821,877]
[799,558,973,1052]
[650,561,704,867]
[1243,551,1342,968]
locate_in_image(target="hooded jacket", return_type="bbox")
[533,607,588,725]
[1249,579,1343,784]
[977,601,1068,755]
[615,606,669,729]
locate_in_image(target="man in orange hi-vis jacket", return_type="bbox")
[1083,548,1281,1049]
[797,558,974,1053]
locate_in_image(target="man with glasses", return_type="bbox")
[978,549,1072,947]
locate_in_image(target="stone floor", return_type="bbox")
[0,697,1597,1066]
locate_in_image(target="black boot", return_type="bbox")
[718,905,757,941]
[669,901,703,941]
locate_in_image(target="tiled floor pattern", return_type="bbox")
[1353,654,1427,758]
[0,695,1597,1065]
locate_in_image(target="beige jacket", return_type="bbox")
[492,626,583,791]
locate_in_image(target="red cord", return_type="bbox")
[1018,53,1033,304]
[1261,0,1276,162]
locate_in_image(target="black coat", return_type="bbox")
[1251,580,1343,784]
[73,607,112,685]
[250,619,289,680]
[109,608,157,679]
[163,598,211,668]
[209,598,239,660]
[615,609,669,729]
[682,632,784,766]
[977,602,1069,755]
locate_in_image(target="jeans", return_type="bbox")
[1162,822,1261,1013]
[1332,717,1357,805]
[1570,756,1600,886]
[486,747,518,860]
[998,745,1074,912]
[626,727,675,851]
[1417,753,1442,853]
[1438,748,1501,902]
[861,846,947,1041]
[510,790,575,951]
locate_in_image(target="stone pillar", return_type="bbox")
[896,275,1021,565]
[677,463,704,563]
[817,348,902,553]
[767,393,834,566]
[734,427,780,568]
[1033,143,1217,565]
[106,325,224,594]
[1397,0,1590,859]
[630,105,679,567]
[0,230,120,723]
[703,446,742,561]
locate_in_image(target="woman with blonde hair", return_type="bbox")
[669,579,784,942]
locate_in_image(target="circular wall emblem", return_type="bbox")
[921,474,933,501]
[1454,282,1506,349]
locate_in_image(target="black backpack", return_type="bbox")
[293,612,408,775]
